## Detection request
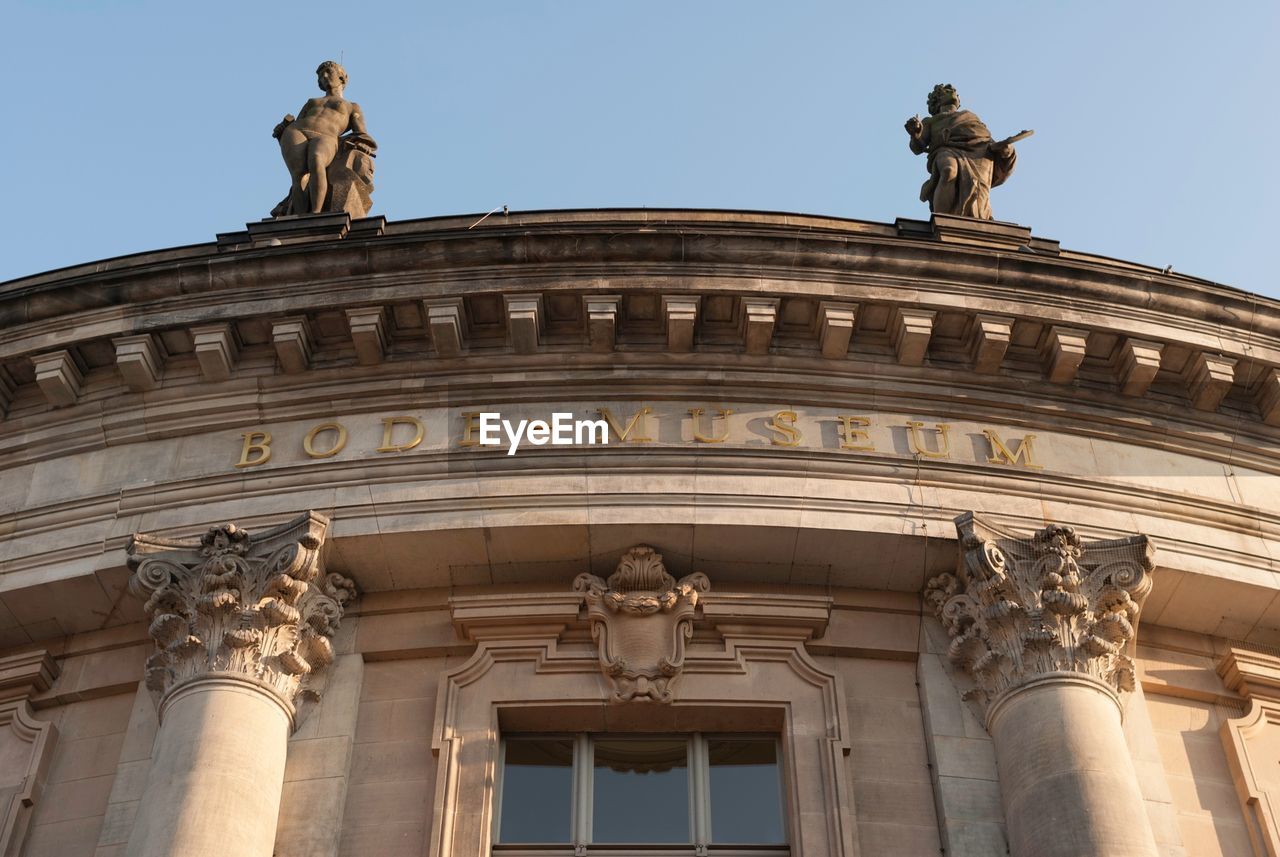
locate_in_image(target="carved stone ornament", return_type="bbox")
[127,512,357,719]
[573,546,709,703]
[925,512,1154,710]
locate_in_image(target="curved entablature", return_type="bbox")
[1,209,1279,651]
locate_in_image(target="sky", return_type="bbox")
[2,1,1277,295]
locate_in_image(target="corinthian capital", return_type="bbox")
[925,513,1155,708]
[127,512,357,719]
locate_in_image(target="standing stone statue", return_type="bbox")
[271,61,377,219]
[904,83,1031,220]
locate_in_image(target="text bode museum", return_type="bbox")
[3,67,1280,857]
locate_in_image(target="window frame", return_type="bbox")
[494,733,788,855]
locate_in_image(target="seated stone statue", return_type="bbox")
[271,61,377,219]
[904,84,1025,220]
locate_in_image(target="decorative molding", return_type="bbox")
[1218,646,1280,857]
[1258,368,1280,427]
[584,294,620,353]
[0,651,59,857]
[1042,326,1089,384]
[113,334,165,392]
[0,367,13,417]
[925,512,1155,716]
[968,314,1013,375]
[32,350,82,408]
[433,564,852,857]
[423,298,467,357]
[892,307,936,366]
[190,323,239,381]
[345,307,388,366]
[1187,351,1237,412]
[816,301,856,359]
[504,295,543,354]
[1119,338,1164,397]
[662,295,700,353]
[573,546,709,703]
[127,512,357,726]
[272,317,314,374]
[740,297,779,355]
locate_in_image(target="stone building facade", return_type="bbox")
[1,208,1280,856]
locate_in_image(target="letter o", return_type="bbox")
[303,422,348,459]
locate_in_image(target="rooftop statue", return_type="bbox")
[271,61,377,219]
[904,84,1032,220]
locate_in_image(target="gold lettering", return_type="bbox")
[458,411,483,447]
[303,423,348,459]
[689,408,734,443]
[597,407,653,443]
[377,416,425,453]
[906,421,951,459]
[766,410,802,447]
[837,415,875,451]
[236,431,272,468]
[983,430,1043,469]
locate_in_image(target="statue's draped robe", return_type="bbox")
[917,109,1016,220]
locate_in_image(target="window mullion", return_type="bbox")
[573,733,593,849]
[492,739,507,845]
[690,732,711,849]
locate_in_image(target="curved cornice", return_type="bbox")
[0,209,1277,441]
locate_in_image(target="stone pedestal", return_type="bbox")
[988,675,1156,857]
[926,513,1159,857]
[124,512,356,857]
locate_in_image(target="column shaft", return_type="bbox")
[126,677,290,857]
[989,676,1157,857]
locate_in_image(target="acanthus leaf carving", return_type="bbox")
[574,546,709,703]
[127,511,356,722]
[924,512,1154,712]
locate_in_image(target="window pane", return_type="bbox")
[499,738,574,843]
[592,739,690,843]
[708,739,784,844]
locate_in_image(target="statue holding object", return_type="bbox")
[905,83,1032,221]
[271,61,377,219]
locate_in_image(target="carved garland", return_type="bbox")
[574,546,709,703]
[128,513,357,716]
[925,513,1154,708]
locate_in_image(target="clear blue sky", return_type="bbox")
[3,1,1277,294]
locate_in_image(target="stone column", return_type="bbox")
[123,512,356,857]
[925,513,1159,857]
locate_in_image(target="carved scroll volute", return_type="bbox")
[127,512,357,725]
[925,512,1155,714]
[574,546,709,703]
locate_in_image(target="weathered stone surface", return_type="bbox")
[926,513,1161,857]
[113,335,164,392]
[585,295,620,353]
[1216,647,1280,857]
[0,651,59,857]
[574,546,709,703]
[127,512,357,716]
[271,62,376,219]
[904,84,1029,219]
[926,513,1154,711]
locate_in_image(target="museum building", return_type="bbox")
[3,208,1280,857]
